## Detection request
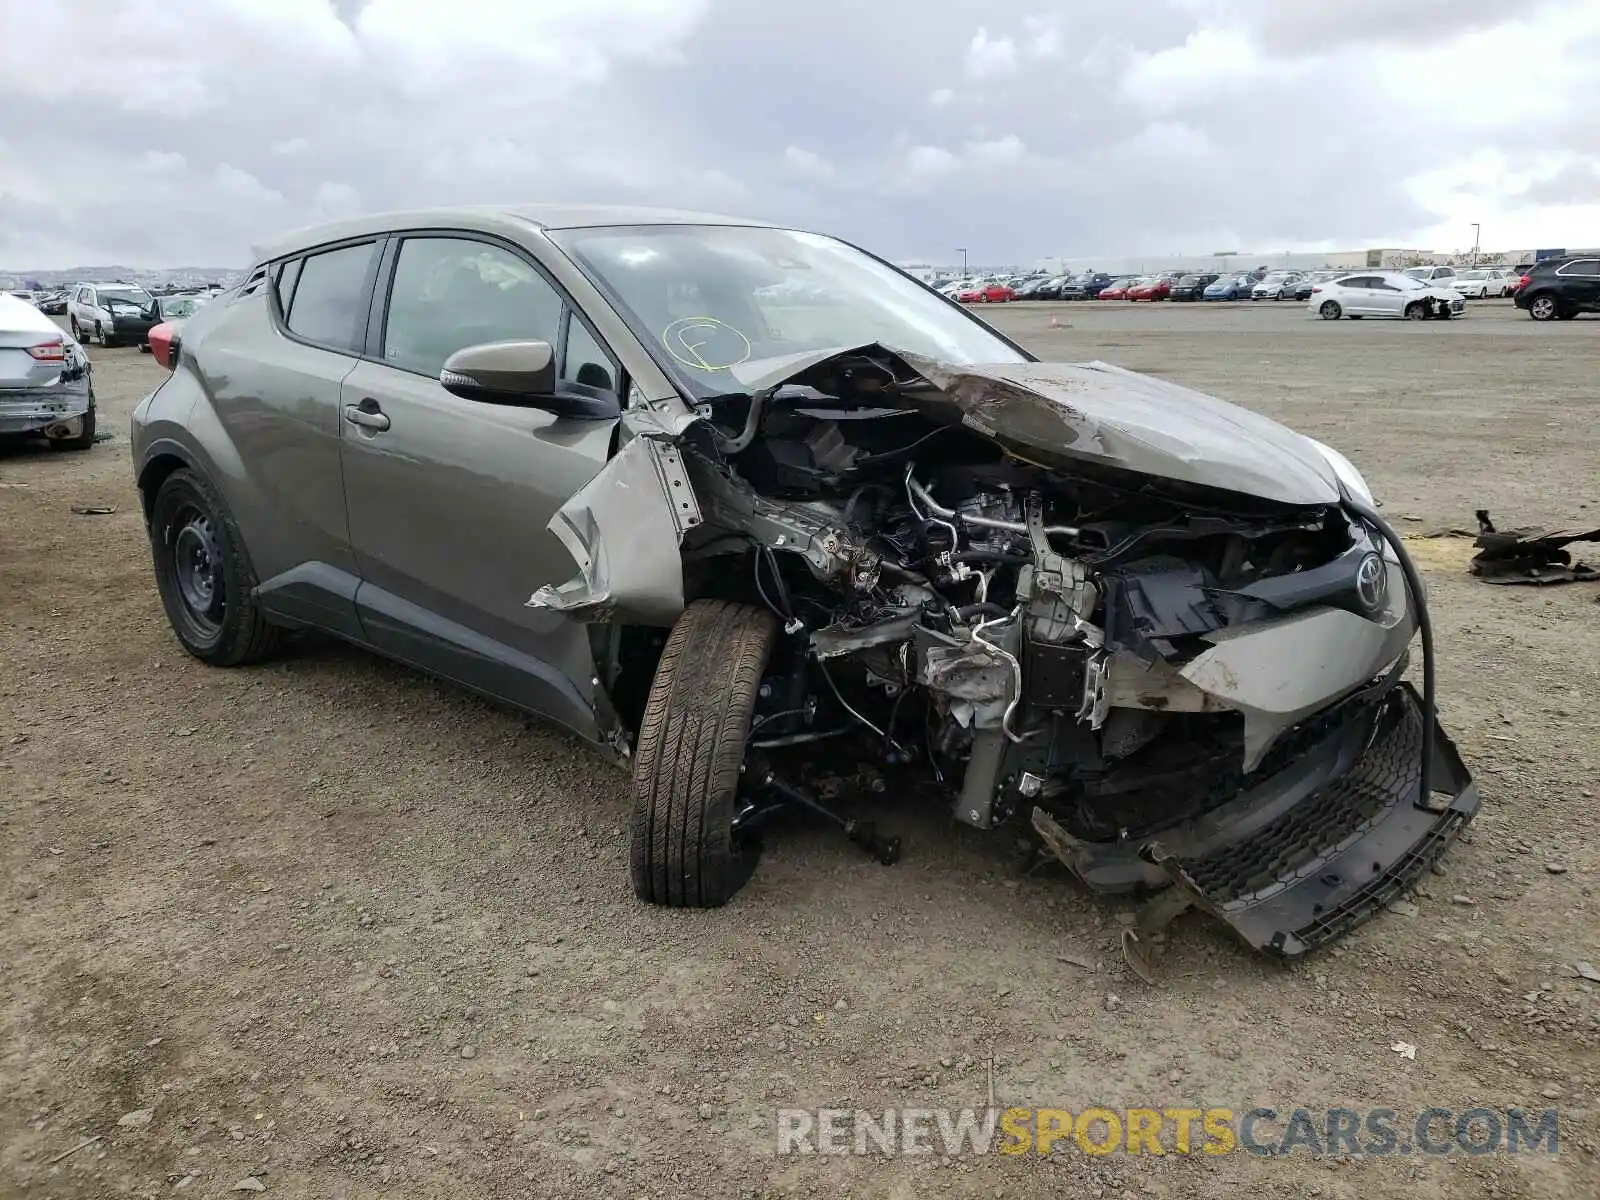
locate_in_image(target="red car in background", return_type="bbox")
[956,280,1016,303]
[1127,274,1176,301]
[1096,277,1138,300]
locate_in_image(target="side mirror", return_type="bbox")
[439,340,619,420]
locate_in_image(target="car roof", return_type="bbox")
[250,202,781,262]
[0,292,65,336]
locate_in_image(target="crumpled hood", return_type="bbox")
[728,345,1340,506]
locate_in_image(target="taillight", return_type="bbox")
[1310,286,1321,293]
[26,340,65,361]
[1517,275,1531,289]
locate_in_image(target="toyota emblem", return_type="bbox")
[1355,552,1387,614]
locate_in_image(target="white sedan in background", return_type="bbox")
[1308,271,1468,320]
[1449,268,1511,298]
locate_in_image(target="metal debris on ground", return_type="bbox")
[1470,509,1600,585]
[70,504,118,516]
[1390,1041,1417,1060]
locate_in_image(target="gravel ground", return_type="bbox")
[3,300,1598,1199]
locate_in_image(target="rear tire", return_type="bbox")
[1319,301,1342,320]
[630,599,780,908]
[149,468,283,666]
[48,392,95,452]
[1528,293,1559,321]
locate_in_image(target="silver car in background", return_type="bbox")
[0,292,96,450]
[1309,272,1468,320]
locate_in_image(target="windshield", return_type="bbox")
[100,288,153,310]
[551,225,1026,396]
[1458,270,1487,280]
[161,297,201,318]
[1402,267,1431,279]
[1177,275,1201,285]
[1261,273,1290,284]
[1391,275,1427,290]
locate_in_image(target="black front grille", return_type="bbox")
[1179,693,1419,903]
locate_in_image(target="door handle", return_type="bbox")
[343,401,390,432]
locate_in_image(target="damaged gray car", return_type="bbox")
[130,205,1478,960]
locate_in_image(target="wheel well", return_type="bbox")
[137,453,188,523]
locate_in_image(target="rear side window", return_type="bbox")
[275,258,303,314]
[1559,259,1600,277]
[285,242,376,351]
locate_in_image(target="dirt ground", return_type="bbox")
[3,299,1599,1199]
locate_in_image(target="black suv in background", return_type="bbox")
[1513,256,1600,320]
[1059,271,1114,300]
[1169,273,1220,301]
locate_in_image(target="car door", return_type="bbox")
[337,232,624,736]
[1555,258,1600,310]
[1364,277,1407,316]
[1328,276,1368,314]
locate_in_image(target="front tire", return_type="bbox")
[1319,300,1342,320]
[1404,302,1427,320]
[149,469,283,666]
[630,599,779,908]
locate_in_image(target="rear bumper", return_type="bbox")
[1152,684,1476,960]
[0,380,93,434]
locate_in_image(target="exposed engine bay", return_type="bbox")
[675,348,1387,842]
[530,342,1479,960]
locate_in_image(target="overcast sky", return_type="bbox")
[3,0,1598,268]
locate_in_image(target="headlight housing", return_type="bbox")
[1308,438,1400,563]
[1307,438,1374,506]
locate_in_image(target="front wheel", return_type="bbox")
[630,599,780,908]
[1319,300,1342,320]
[1404,302,1427,320]
[1528,293,1559,321]
[149,469,283,666]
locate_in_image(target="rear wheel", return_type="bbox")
[1319,300,1342,320]
[47,389,95,452]
[69,316,82,340]
[630,599,780,907]
[149,469,283,666]
[1528,293,1559,321]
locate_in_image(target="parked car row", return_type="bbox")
[927,261,1530,308]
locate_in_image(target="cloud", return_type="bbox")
[782,146,836,180]
[963,27,1018,80]
[1,0,1598,270]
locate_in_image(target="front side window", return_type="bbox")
[285,242,376,351]
[550,224,1027,399]
[561,315,618,393]
[381,237,563,377]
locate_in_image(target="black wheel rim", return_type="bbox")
[169,505,224,637]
